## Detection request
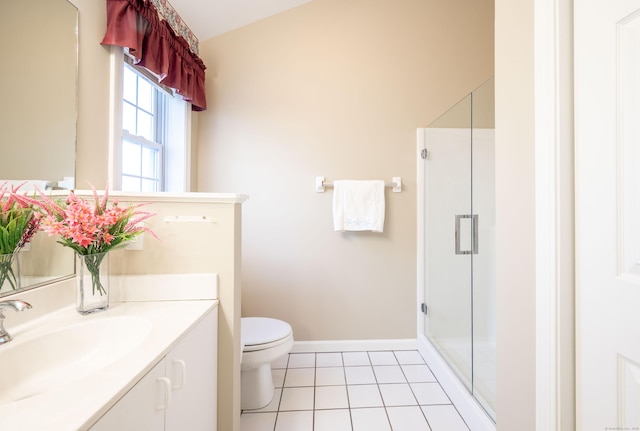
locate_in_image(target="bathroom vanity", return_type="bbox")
[0,279,218,431]
[90,303,217,431]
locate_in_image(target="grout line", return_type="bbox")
[340,352,355,431]
[368,351,394,431]
[311,353,317,430]
[272,354,289,431]
[394,349,434,428]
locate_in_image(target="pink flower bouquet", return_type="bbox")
[38,185,155,296]
[38,186,155,256]
[0,183,42,290]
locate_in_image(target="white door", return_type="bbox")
[575,1,640,429]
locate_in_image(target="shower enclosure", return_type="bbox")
[417,78,496,426]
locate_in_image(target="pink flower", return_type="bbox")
[38,184,156,255]
[0,182,43,254]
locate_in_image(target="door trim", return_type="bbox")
[533,0,575,430]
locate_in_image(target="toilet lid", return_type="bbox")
[242,317,292,347]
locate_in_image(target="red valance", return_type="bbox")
[101,0,207,111]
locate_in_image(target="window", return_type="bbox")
[118,60,189,192]
[121,64,164,192]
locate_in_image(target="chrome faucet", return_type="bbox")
[0,300,32,345]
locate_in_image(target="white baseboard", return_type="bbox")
[291,338,417,353]
[418,335,495,431]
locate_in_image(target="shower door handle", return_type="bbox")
[455,214,478,255]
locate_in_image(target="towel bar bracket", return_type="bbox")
[315,176,327,193]
[315,177,402,193]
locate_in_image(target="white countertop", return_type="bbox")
[0,299,218,431]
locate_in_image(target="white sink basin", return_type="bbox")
[0,315,152,404]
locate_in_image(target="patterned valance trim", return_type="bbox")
[101,0,207,111]
[150,0,199,55]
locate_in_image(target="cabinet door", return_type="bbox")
[90,359,167,431]
[166,308,218,431]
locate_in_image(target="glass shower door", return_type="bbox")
[423,94,474,393]
[422,77,496,421]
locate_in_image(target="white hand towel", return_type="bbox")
[333,180,386,232]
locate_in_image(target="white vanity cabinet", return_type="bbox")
[90,307,218,431]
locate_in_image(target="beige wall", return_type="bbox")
[196,0,494,341]
[495,0,536,429]
[428,78,495,129]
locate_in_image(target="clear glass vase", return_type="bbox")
[76,252,110,314]
[0,251,20,293]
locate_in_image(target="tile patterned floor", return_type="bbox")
[241,350,471,431]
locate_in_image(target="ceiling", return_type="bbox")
[168,0,312,42]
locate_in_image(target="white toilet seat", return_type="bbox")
[242,317,292,352]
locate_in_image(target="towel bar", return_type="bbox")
[315,177,402,193]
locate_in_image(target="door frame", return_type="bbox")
[533,0,575,430]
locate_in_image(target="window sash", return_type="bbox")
[121,132,163,191]
[122,62,168,191]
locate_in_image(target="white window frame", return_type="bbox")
[108,46,191,193]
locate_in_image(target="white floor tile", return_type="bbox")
[274,410,313,431]
[272,354,289,369]
[252,349,475,431]
[422,405,470,431]
[343,351,371,366]
[283,367,315,387]
[315,385,349,409]
[411,382,451,405]
[351,407,391,431]
[379,383,418,406]
[394,350,426,365]
[373,365,407,384]
[279,387,314,411]
[369,351,398,365]
[272,369,286,388]
[314,409,353,431]
[244,388,282,413]
[316,367,346,386]
[241,412,277,431]
[401,364,436,383]
[347,384,384,408]
[345,366,376,385]
[287,353,316,368]
[387,406,431,431]
[316,352,344,367]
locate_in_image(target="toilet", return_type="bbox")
[241,317,294,410]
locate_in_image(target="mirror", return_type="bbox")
[0,0,78,295]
